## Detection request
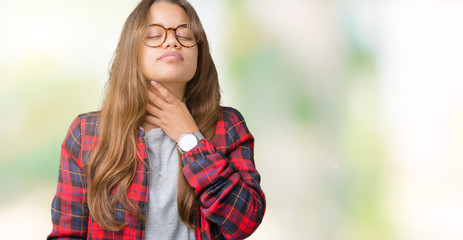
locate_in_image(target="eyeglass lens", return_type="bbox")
[144,25,198,47]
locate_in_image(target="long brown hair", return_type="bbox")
[86,0,221,231]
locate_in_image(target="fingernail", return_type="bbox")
[151,80,157,86]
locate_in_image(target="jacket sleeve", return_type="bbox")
[181,108,266,239]
[48,116,88,239]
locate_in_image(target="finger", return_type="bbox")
[147,89,168,109]
[151,81,177,103]
[145,114,161,127]
[146,103,162,117]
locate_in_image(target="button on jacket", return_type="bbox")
[48,107,266,240]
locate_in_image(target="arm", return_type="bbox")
[181,109,266,239]
[48,116,88,239]
[143,82,266,238]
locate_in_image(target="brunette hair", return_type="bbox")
[86,0,221,231]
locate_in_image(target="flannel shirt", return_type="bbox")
[48,106,266,240]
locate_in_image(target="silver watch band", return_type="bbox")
[192,131,205,141]
[177,131,205,155]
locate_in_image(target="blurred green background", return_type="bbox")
[1,0,463,239]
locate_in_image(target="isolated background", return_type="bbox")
[1,0,463,239]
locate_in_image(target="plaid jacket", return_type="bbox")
[48,107,266,240]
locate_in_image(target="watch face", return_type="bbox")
[179,134,198,152]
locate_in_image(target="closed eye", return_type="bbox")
[147,35,163,39]
[177,36,193,40]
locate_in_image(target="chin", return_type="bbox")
[157,78,190,84]
[151,75,190,83]
[153,71,195,83]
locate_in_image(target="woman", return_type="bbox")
[48,0,265,239]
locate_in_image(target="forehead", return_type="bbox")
[148,2,189,27]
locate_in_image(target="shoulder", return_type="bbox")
[218,106,253,141]
[220,106,246,126]
[76,111,101,124]
[63,111,101,158]
[76,111,101,136]
[66,111,101,137]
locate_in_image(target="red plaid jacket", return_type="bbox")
[48,107,265,239]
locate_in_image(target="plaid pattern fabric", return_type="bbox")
[48,107,266,240]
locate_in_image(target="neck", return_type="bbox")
[141,81,187,132]
[157,81,187,100]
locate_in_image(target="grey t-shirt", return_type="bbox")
[143,128,195,240]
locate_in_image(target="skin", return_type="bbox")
[140,2,200,143]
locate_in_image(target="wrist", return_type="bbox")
[177,131,204,155]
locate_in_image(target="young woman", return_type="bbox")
[47,0,266,239]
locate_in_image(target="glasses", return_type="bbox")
[143,24,199,48]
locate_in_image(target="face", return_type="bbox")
[138,2,198,85]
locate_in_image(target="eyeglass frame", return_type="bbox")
[143,24,199,48]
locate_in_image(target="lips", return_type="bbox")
[158,51,183,61]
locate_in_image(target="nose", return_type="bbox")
[162,30,179,48]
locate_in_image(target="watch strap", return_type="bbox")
[192,131,205,142]
[177,131,204,155]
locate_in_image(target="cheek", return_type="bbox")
[188,49,199,74]
[138,50,150,75]
[139,50,159,78]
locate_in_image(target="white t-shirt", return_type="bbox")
[143,127,195,240]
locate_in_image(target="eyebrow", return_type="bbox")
[148,23,190,27]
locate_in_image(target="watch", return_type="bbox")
[177,132,204,155]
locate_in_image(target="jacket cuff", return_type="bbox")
[180,139,216,166]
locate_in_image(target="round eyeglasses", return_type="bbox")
[143,24,199,48]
